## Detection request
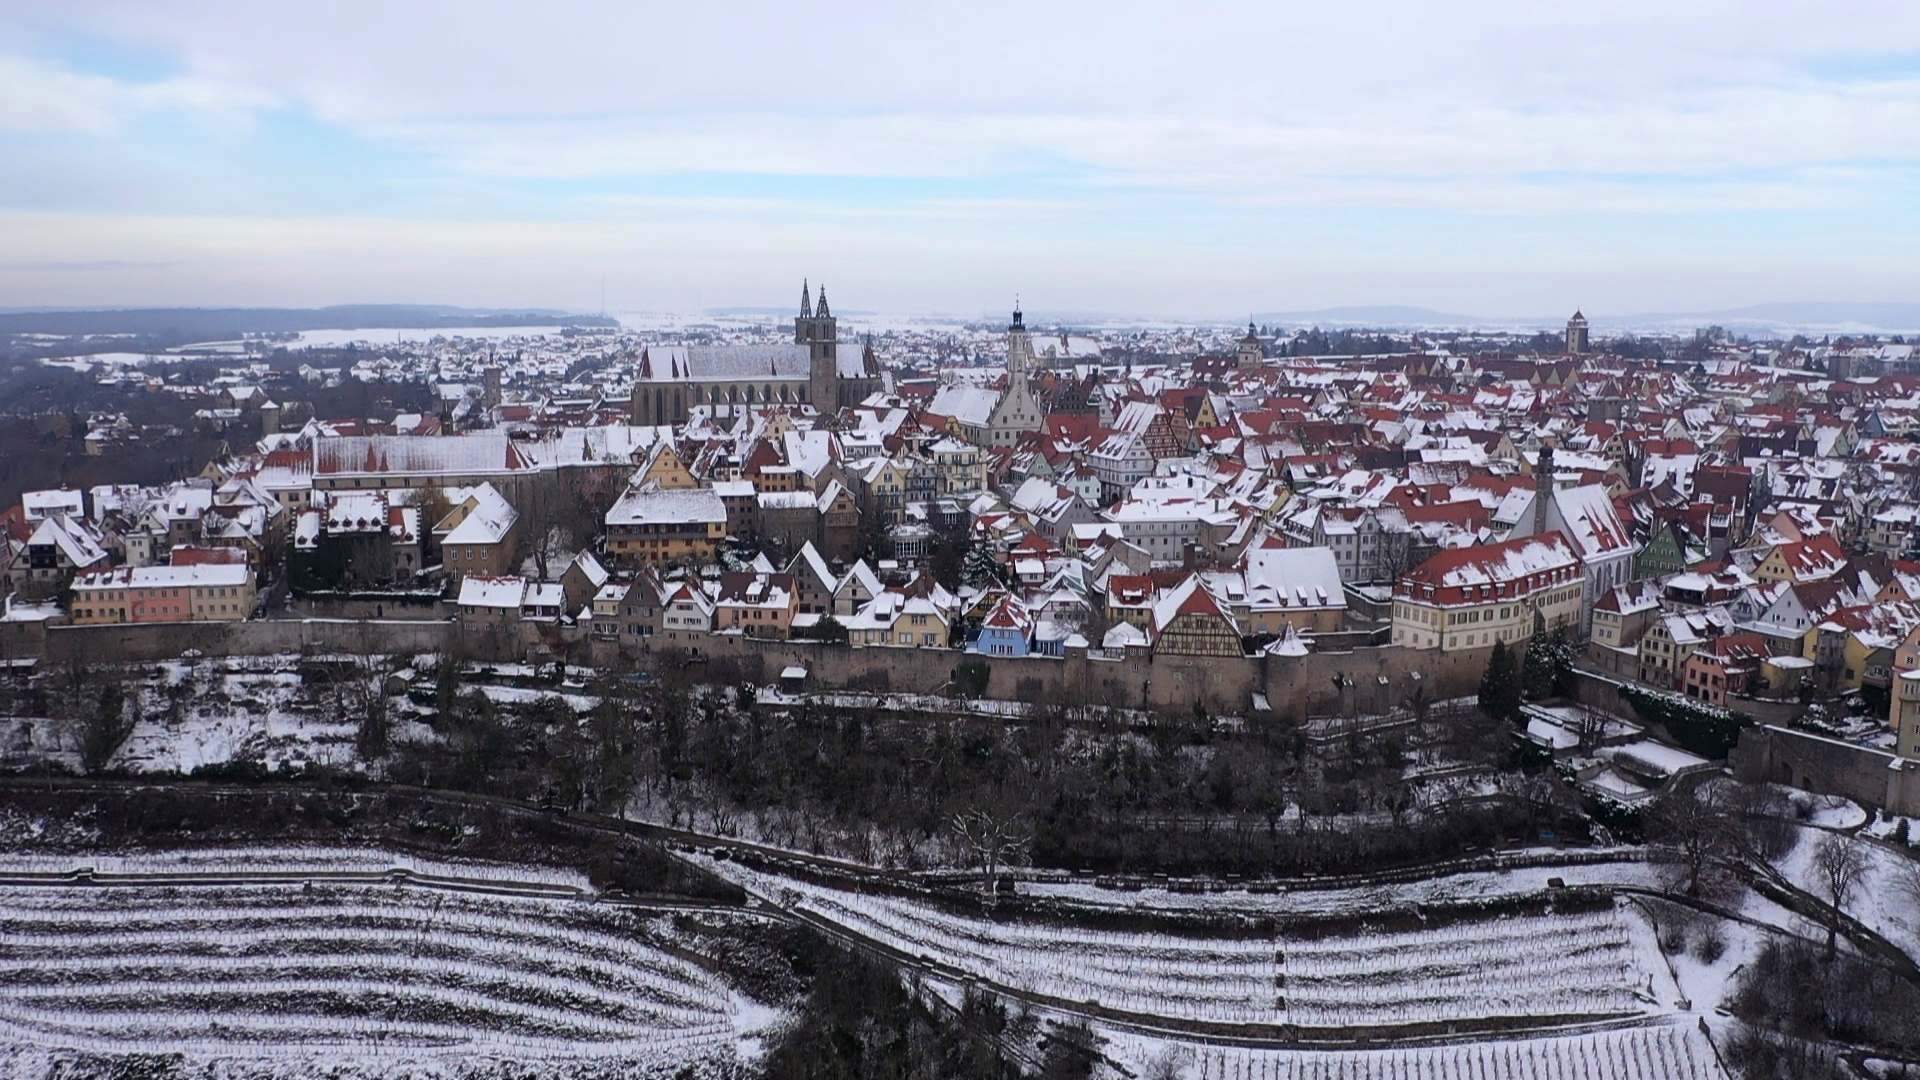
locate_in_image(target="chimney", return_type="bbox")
[1534,441,1555,536]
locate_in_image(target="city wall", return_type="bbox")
[0,619,456,665]
[602,633,1493,716]
[0,615,1493,718]
[1732,724,1920,817]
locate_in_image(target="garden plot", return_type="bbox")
[1103,1022,1728,1080]
[0,882,769,1075]
[119,663,361,773]
[712,861,1664,1031]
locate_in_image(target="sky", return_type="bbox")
[2,1,1920,319]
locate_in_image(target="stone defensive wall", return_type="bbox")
[0,615,1493,718]
[1733,723,1920,817]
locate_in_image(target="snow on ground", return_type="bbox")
[0,881,766,1077]
[1798,792,1870,831]
[1097,1020,1728,1080]
[473,684,600,710]
[282,326,570,349]
[1770,823,1920,961]
[0,848,592,892]
[1015,850,1664,918]
[117,666,361,774]
[705,856,1668,1031]
[1864,812,1920,846]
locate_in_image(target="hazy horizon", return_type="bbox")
[4,2,1920,317]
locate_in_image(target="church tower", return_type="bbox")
[798,279,839,408]
[985,303,1045,446]
[1565,310,1590,355]
[1237,321,1264,370]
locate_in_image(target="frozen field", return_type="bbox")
[0,881,774,1077]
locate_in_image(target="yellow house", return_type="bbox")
[1753,534,1847,585]
[1814,603,1917,694]
[634,443,697,490]
[604,487,728,565]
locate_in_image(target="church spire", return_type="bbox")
[816,283,830,318]
[801,279,812,319]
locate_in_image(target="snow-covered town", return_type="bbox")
[9,2,1920,1075]
[2,297,1920,1078]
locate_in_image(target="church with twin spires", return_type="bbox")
[629,281,884,427]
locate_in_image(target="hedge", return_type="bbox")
[1617,684,1751,760]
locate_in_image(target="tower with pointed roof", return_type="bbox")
[1565,310,1590,355]
[984,303,1045,447]
[798,279,839,408]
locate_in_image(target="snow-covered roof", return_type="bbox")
[1550,483,1634,559]
[927,385,1000,427]
[1242,545,1345,609]
[457,575,527,609]
[315,433,537,477]
[26,515,108,568]
[605,486,727,526]
[1402,533,1580,591]
[442,483,519,546]
[73,563,252,590]
[21,489,84,521]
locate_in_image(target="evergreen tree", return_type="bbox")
[1521,627,1575,701]
[1478,640,1522,722]
[963,544,1008,589]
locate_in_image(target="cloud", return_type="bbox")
[0,259,175,271]
[0,52,274,134]
[0,55,120,132]
[9,2,1920,310]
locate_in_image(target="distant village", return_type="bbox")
[11,293,1920,771]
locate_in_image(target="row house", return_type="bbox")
[713,572,800,639]
[844,586,956,648]
[1588,581,1663,678]
[1679,631,1771,706]
[69,562,256,624]
[1148,575,1245,657]
[1205,544,1347,637]
[1636,608,1735,690]
[453,575,564,627]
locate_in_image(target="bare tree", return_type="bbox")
[1726,780,1799,864]
[1812,835,1868,958]
[1647,784,1738,900]
[951,805,1030,904]
[1573,706,1611,754]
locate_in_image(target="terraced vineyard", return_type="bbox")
[0,882,768,1076]
[1109,1024,1728,1080]
[716,860,1662,1032]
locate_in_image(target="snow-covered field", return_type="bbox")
[0,880,774,1077]
[282,326,572,350]
[709,859,1669,1032]
[1101,1022,1726,1080]
[0,846,592,892]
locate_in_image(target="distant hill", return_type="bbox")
[0,305,617,338]
[1682,302,1920,333]
[1254,301,1920,335]
[1253,306,1488,328]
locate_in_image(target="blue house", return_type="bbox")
[970,594,1034,657]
